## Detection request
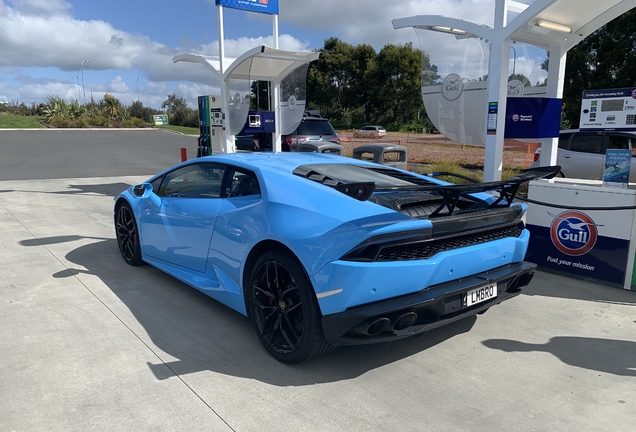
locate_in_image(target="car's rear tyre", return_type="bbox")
[353,132,358,138]
[246,250,335,364]
[115,202,143,266]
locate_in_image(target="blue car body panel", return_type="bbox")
[116,152,546,344]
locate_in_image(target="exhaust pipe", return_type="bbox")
[353,317,391,336]
[391,312,418,331]
[366,318,391,336]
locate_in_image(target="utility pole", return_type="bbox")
[73,74,80,103]
[81,60,90,105]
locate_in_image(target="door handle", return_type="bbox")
[195,217,213,227]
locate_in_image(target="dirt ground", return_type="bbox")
[337,131,540,169]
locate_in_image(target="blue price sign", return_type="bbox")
[215,0,279,15]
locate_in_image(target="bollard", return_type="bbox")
[180,147,187,162]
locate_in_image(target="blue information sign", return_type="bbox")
[215,0,279,15]
[603,149,631,187]
[504,97,562,139]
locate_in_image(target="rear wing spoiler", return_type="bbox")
[295,164,560,217]
[389,165,561,216]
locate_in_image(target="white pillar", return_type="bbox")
[273,14,279,49]
[540,44,567,167]
[217,6,225,74]
[483,38,511,182]
[273,79,282,152]
[483,0,510,182]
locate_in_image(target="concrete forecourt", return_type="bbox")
[1,129,635,431]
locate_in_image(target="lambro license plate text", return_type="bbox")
[463,283,498,307]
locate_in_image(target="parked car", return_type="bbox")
[353,125,387,139]
[531,130,636,180]
[282,116,340,151]
[235,133,255,151]
[114,152,558,363]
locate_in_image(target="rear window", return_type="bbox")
[293,163,428,188]
[296,120,336,136]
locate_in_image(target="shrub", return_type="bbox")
[121,117,148,128]
[89,115,110,127]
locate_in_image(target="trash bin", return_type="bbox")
[352,143,408,170]
[297,141,344,155]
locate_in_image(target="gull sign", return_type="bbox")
[548,211,602,256]
[215,0,279,15]
[441,73,463,101]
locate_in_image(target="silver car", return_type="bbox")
[353,125,387,139]
[531,130,636,181]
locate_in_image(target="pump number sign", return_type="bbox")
[579,88,636,132]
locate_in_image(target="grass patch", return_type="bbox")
[0,115,46,129]
[157,125,199,135]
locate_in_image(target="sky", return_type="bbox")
[0,0,548,109]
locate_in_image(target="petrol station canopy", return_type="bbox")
[173,46,320,82]
[393,0,634,50]
[173,45,321,152]
[392,0,636,181]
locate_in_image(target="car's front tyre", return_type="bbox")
[246,250,334,363]
[115,202,143,266]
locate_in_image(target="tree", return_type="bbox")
[162,93,190,126]
[101,93,122,119]
[307,38,358,119]
[348,43,378,123]
[374,43,424,124]
[508,73,532,87]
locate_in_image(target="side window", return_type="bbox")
[149,176,163,193]
[608,134,630,150]
[157,164,225,198]
[558,133,572,150]
[569,134,605,155]
[226,169,261,198]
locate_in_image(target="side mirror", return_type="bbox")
[132,183,153,198]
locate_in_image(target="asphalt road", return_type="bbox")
[0,129,195,180]
[1,129,636,431]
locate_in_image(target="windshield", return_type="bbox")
[294,163,427,188]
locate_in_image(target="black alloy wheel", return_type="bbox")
[115,203,143,266]
[247,250,334,363]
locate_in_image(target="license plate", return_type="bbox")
[463,283,498,307]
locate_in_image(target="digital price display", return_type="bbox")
[601,99,624,112]
[580,88,636,131]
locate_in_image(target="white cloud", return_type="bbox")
[8,0,72,16]
[280,0,497,49]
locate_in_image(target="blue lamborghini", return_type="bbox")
[114,152,558,363]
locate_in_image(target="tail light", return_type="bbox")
[533,152,540,162]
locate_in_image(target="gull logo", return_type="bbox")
[512,114,520,122]
[548,211,603,256]
[507,80,525,97]
[441,73,464,101]
[288,94,297,111]
[632,89,636,99]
